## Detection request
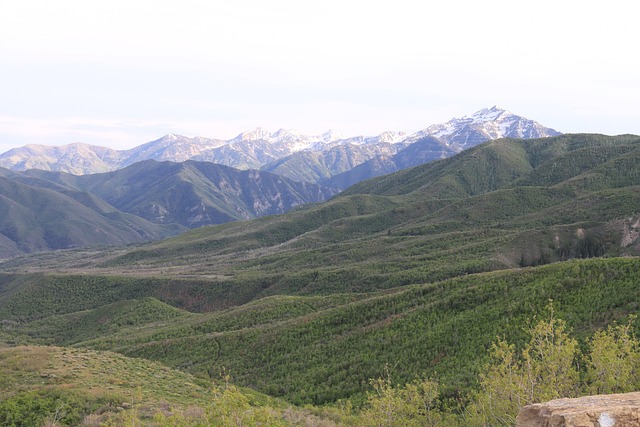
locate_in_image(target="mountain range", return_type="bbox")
[0,107,560,189]
[0,106,562,259]
[0,160,336,257]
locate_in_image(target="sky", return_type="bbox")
[0,0,638,153]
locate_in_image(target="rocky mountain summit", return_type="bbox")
[408,105,561,150]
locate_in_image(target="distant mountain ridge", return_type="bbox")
[404,106,560,150]
[24,160,337,227]
[323,107,562,188]
[0,160,337,257]
[0,169,183,258]
[0,107,560,181]
[323,136,456,189]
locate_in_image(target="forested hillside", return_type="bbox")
[2,134,640,425]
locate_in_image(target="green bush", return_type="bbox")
[0,390,93,427]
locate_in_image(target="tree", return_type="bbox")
[585,316,640,394]
[154,373,286,427]
[358,368,443,427]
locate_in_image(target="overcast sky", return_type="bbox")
[0,0,638,153]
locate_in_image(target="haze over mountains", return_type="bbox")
[0,107,560,184]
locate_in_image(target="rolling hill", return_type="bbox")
[2,258,640,407]
[2,133,640,413]
[3,133,639,279]
[0,173,182,257]
[47,133,635,282]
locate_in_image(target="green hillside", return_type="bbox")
[0,175,180,257]
[2,258,640,407]
[2,134,640,421]
[29,134,630,293]
[0,345,329,426]
[344,134,640,196]
[3,134,639,297]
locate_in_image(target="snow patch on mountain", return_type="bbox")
[404,106,560,151]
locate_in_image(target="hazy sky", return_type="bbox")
[0,0,638,153]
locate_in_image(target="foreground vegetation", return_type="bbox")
[0,346,271,426]
[3,304,640,426]
[347,306,640,426]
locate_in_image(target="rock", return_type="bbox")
[516,392,640,426]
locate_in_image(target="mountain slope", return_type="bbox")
[324,108,561,189]
[0,174,180,257]
[6,134,638,282]
[121,133,226,165]
[117,135,638,273]
[406,105,561,150]
[324,136,456,189]
[25,160,338,228]
[322,154,399,190]
[0,143,124,174]
[343,136,533,197]
[261,142,404,183]
[0,157,336,257]
[346,134,638,197]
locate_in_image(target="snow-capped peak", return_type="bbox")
[402,106,560,151]
[0,106,560,176]
[235,127,272,142]
[468,105,510,123]
[320,130,343,143]
[229,128,340,152]
[375,131,407,144]
[272,128,303,139]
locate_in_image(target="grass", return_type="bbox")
[0,345,213,425]
[0,345,340,426]
[0,345,210,404]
